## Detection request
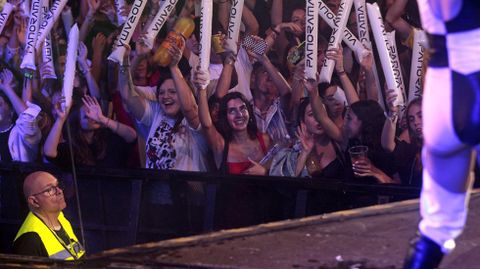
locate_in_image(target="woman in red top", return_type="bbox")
[196,70,273,228]
[197,72,271,175]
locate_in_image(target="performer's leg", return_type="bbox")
[404,68,475,269]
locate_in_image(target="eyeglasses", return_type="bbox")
[31,182,64,197]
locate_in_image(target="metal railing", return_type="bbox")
[0,161,420,255]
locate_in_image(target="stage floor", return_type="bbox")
[2,192,479,268]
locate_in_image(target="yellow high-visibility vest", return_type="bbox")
[14,212,85,260]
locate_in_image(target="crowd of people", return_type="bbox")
[0,0,428,193]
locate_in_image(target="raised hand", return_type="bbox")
[0,69,16,90]
[303,76,319,96]
[135,36,151,56]
[82,95,104,124]
[360,49,374,72]
[192,66,210,90]
[385,88,399,114]
[167,40,185,67]
[293,58,306,81]
[118,5,130,18]
[87,0,101,15]
[99,2,117,23]
[53,96,70,121]
[245,35,268,63]
[278,22,303,36]
[92,32,106,55]
[296,122,314,154]
[325,45,344,73]
[77,42,89,71]
[244,157,267,176]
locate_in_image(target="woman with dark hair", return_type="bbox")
[270,97,345,179]
[198,88,270,175]
[117,41,209,172]
[306,79,398,184]
[382,90,423,186]
[196,69,272,228]
[43,94,137,167]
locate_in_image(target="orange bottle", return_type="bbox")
[154,17,195,67]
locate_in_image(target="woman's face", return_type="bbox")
[226,98,249,131]
[304,104,324,135]
[344,109,362,139]
[323,86,345,118]
[80,106,101,131]
[408,103,423,140]
[291,9,306,36]
[157,79,180,117]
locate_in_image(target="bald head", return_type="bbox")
[23,171,58,198]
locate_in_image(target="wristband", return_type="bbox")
[271,27,280,35]
[337,70,346,76]
[24,70,34,79]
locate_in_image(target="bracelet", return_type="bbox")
[80,67,90,75]
[384,111,398,123]
[119,65,130,73]
[271,27,280,35]
[337,70,346,76]
[24,70,34,79]
[224,55,236,65]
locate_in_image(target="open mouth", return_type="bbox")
[234,118,246,125]
[163,100,175,107]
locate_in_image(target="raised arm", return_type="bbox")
[79,0,100,42]
[179,0,195,18]
[326,45,360,105]
[305,78,343,143]
[0,69,26,115]
[43,99,69,158]
[82,95,137,142]
[168,42,200,129]
[247,42,291,97]
[359,50,379,102]
[384,0,413,40]
[78,42,101,100]
[90,33,107,83]
[117,45,147,121]
[242,4,259,36]
[289,59,307,122]
[215,51,237,99]
[381,89,400,152]
[194,68,225,166]
[295,122,314,176]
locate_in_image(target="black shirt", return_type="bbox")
[12,226,75,258]
[0,125,12,162]
[393,139,422,186]
[12,232,48,257]
[45,129,134,168]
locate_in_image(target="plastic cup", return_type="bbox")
[348,145,368,164]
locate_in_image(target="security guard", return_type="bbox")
[13,171,85,260]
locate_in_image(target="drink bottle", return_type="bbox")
[154,17,195,66]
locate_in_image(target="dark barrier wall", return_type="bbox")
[0,162,420,255]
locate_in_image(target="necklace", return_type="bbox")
[306,150,324,176]
[0,123,13,134]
